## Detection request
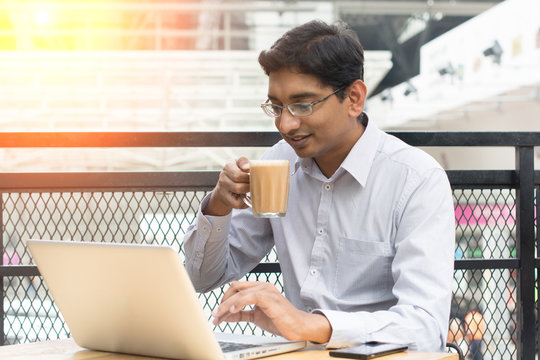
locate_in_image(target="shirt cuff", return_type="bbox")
[190,194,232,269]
[197,194,232,241]
[313,309,368,349]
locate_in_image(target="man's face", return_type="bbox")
[267,67,365,175]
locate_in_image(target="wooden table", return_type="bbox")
[0,339,458,360]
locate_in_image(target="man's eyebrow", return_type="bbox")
[267,91,319,102]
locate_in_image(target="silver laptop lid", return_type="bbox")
[27,239,223,359]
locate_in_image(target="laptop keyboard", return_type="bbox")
[219,341,260,352]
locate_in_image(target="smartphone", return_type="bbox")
[329,342,408,359]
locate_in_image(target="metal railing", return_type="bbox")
[0,131,539,360]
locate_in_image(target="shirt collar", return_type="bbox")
[292,115,382,186]
[340,117,381,186]
[293,156,310,175]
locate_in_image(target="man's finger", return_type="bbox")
[236,157,250,172]
[213,309,253,326]
[221,281,261,303]
[214,286,262,324]
[219,292,258,318]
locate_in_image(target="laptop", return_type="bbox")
[27,239,306,360]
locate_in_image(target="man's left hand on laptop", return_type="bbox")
[212,281,332,343]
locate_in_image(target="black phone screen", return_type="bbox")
[329,342,408,359]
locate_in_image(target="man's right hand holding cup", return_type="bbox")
[203,157,251,217]
[203,157,290,218]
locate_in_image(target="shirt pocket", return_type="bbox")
[333,237,394,302]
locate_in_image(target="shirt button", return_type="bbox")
[324,184,332,191]
[202,226,209,232]
[318,228,325,235]
[310,269,318,276]
[216,227,222,233]
[307,307,313,313]
[195,251,203,258]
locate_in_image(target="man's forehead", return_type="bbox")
[267,69,327,98]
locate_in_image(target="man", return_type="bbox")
[184,20,455,351]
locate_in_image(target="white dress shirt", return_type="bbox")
[183,119,455,351]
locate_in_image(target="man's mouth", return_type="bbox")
[285,134,311,147]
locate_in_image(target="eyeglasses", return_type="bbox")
[261,85,346,118]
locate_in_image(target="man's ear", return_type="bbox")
[347,79,367,118]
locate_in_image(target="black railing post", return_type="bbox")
[536,183,540,356]
[516,146,535,360]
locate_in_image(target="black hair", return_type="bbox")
[258,19,364,101]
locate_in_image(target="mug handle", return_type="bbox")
[242,192,252,208]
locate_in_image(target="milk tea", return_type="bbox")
[249,160,289,218]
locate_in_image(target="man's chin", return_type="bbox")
[290,147,314,159]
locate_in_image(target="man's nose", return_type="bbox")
[275,108,301,134]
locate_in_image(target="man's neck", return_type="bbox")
[315,124,366,178]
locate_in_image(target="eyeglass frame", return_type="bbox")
[260,85,347,118]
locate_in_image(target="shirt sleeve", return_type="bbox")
[184,194,275,293]
[315,168,455,351]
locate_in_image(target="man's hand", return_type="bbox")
[203,157,250,216]
[212,281,332,344]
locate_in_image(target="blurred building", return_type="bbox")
[367,0,540,170]
[1,0,527,172]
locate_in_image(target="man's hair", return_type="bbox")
[258,20,364,100]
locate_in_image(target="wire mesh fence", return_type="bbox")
[1,190,282,344]
[451,188,518,360]
[0,186,528,359]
